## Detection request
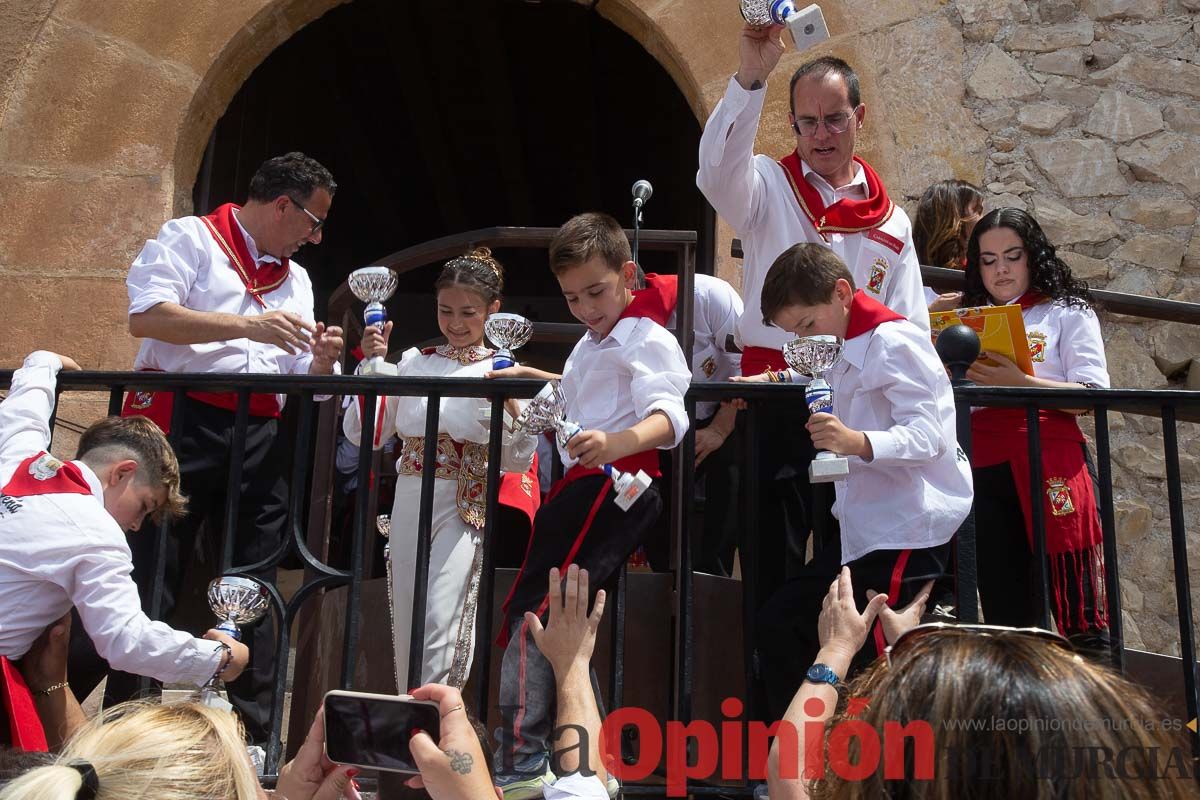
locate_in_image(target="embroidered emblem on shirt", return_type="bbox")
[29,453,64,481]
[521,474,534,497]
[130,391,155,411]
[867,258,889,295]
[433,344,492,366]
[1028,330,1047,363]
[701,355,717,378]
[1046,477,1075,517]
[0,495,22,517]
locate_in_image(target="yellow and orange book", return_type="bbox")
[930,305,1035,376]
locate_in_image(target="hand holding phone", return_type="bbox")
[404,684,500,799]
[323,690,441,774]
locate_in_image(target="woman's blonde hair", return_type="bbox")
[0,702,260,800]
[809,629,1196,800]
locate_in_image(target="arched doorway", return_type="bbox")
[193,0,711,337]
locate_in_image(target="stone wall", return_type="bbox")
[0,0,1197,653]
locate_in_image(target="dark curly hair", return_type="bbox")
[435,246,504,304]
[963,208,1093,311]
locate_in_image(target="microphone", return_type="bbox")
[632,180,653,209]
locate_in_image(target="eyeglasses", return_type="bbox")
[883,622,1072,667]
[288,196,325,235]
[791,106,861,137]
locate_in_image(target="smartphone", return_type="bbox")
[323,690,441,774]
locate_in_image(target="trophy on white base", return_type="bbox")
[783,335,850,483]
[484,313,533,370]
[348,266,399,376]
[740,0,830,52]
[196,576,270,710]
[516,382,652,511]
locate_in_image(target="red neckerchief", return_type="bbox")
[200,203,289,306]
[620,273,679,326]
[844,290,904,339]
[1,452,92,498]
[1014,291,1047,310]
[777,153,894,240]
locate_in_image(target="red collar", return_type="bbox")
[1,452,93,498]
[620,273,679,326]
[200,203,290,306]
[845,290,904,339]
[1013,291,1047,310]
[777,154,894,240]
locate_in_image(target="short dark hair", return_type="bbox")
[247,152,337,203]
[548,212,631,276]
[77,416,187,521]
[789,56,861,116]
[760,243,855,325]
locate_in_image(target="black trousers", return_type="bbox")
[68,398,287,742]
[755,536,954,722]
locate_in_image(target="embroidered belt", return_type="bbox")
[396,434,488,529]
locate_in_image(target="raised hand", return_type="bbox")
[202,629,249,682]
[867,580,934,647]
[524,565,606,680]
[245,310,317,354]
[360,320,393,361]
[737,22,786,89]
[276,707,362,800]
[405,684,497,800]
[817,567,888,662]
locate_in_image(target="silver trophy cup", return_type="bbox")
[348,266,399,376]
[515,382,651,511]
[783,335,850,483]
[484,313,533,370]
[197,576,270,708]
[740,0,830,52]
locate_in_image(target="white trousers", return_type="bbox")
[388,476,482,691]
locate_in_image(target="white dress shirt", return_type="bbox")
[666,274,744,419]
[1013,298,1109,387]
[824,322,974,563]
[342,347,536,473]
[0,352,223,684]
[697,76,928,352]
[559,317,692,469]
[126,213,328,398]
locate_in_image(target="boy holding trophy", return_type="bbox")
[490,212,691,798]
[743,244,972,721]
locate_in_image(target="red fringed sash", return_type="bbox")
[0,657,47,751]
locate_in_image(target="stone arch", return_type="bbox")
[0,0,984,368]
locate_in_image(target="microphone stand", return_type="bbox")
[632,198,644,288]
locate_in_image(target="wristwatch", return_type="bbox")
[804,663,841,688]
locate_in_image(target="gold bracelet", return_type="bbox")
[36,680,68,697]
[763,369,779,383]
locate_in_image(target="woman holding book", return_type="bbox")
[961,208,1110,656]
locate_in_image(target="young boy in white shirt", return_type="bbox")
[745,244,972,722]
[491,212,691,798]
[0,351,248,747]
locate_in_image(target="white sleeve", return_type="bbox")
[883,231,931,332]
[696,76,771,235]
[65,537,223,686]
[630,327,692,449]
[1057,306,1110,388]
[0,352,62,466]
[285,270,319,376]
[126,219,204,315]
[543,773,610,800]
[859,332,950,467]
[709,278,744,375]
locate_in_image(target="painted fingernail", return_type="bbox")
[346,767,360,777]
[352,779,361,790]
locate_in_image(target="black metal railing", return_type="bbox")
[4,367,1199,795]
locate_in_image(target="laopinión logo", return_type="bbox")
[499,697,1197,797]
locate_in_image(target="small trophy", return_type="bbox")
[484,313,533,370]
[740,1,830,52]
[197,576,270,709]
[783,335,850,483]
[516,382,652,511]
[348,266,399,376]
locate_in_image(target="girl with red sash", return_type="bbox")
[962,208,1110,651]
[342,249,540,692]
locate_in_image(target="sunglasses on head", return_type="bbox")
[884,622,1072,667]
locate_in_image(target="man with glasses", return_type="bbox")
[68,152,343,745]
[695,22,928,709]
